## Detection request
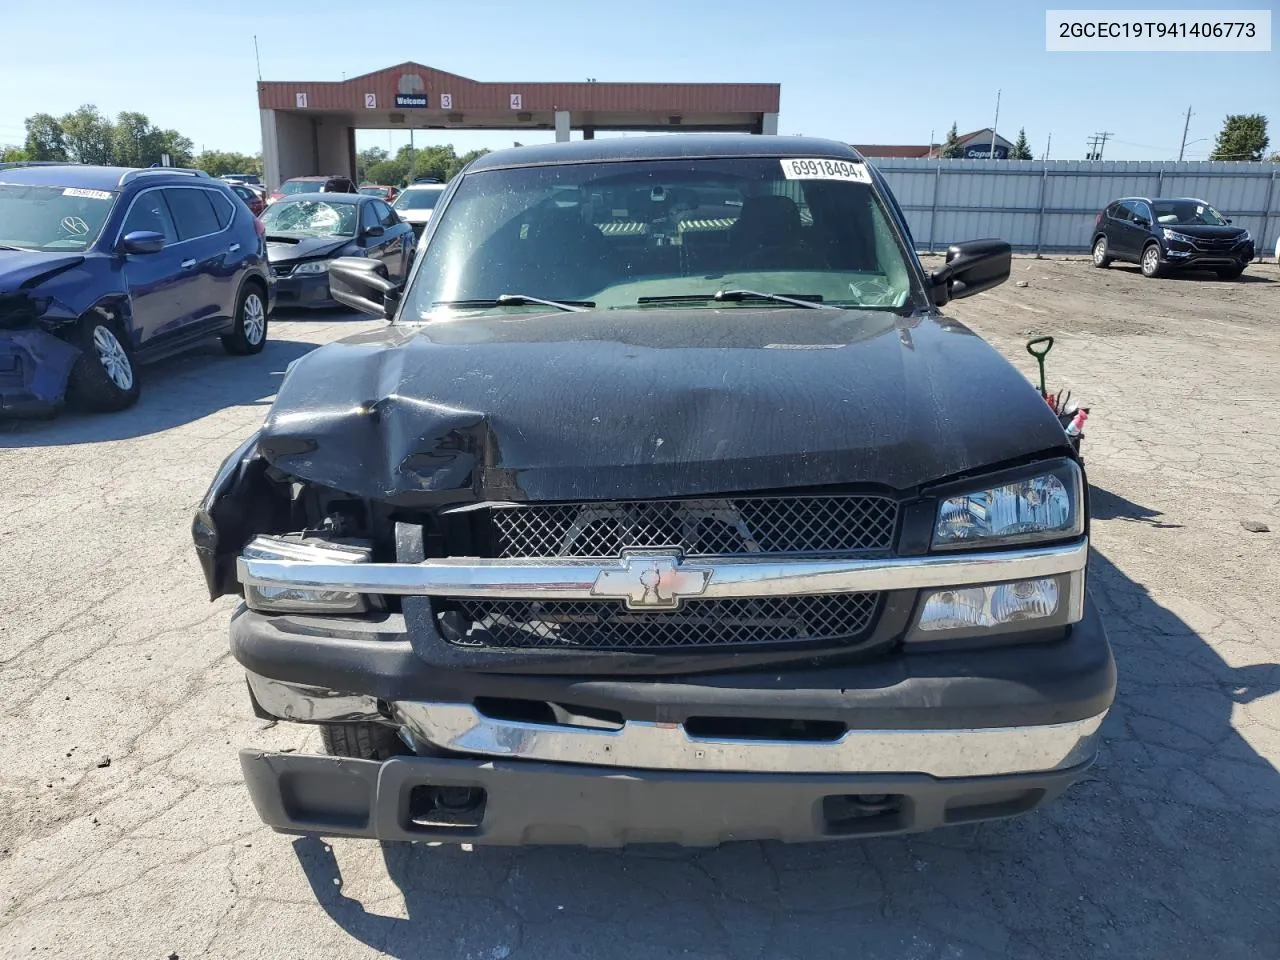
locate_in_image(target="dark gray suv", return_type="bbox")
[1091,196,1254,279]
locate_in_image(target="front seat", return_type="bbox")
[523,207,617,298]
[727,195,811,269]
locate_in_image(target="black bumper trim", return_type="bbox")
[230,599,1115,731]
[240,749,1092,846]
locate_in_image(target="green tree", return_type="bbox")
[1209,114,1270,161]
[407,144,456,182]
[356,145,388,182]
[1,145,29,162]
[941,122,963,159]
[194,149,261,177]
[60,105,115,165]
[153,129,194,167]
[365,158,409,186]
[447,148,490,180]
[23,113,67,161]
[1010,127,1033,160]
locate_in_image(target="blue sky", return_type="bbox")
[1,0,1275,161]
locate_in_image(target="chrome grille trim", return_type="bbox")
[482,496,899,559]
[237,538,1089,600]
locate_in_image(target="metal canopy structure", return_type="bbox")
[257,62,780,189]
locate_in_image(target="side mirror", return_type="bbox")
[363,224,385,238]
[119,230,166,255]
[1224,217,1233,224]
[929,239,1012,306]
[328,256,401,318]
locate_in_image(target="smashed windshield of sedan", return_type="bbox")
[0,184,117,251]
[260,199,357,238]
[401,157,917,320]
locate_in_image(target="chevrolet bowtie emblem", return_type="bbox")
[591,554,712,610]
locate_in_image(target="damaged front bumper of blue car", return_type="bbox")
[0,318,82,417]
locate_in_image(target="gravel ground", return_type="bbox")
[2,260,1278,960]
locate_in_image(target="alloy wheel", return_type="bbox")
[243,294,266,345]
[92,325,134,391]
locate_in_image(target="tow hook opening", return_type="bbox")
[822,793,907,835]
[407,784,488,830]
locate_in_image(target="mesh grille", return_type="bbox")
[485,497,897,559]
[444,593,879,650]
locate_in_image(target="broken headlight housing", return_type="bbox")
[241,534,378,614]
[933,459,1083,549]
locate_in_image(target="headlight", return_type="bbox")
[907,572,1083,644]
[1162,228,1195,243]
[1238,230,1251,243]
[917,579,1059,631]
[242,535,374,613]
[292,260,329,274]
[933,460,1083,549]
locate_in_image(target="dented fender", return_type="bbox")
[192,431,293,599]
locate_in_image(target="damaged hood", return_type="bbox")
[256,308,1073,504]
[266,236,351,264]
[0,250,86,295]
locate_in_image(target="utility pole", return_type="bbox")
[1043,132,1052,160]
[1177,105,1193,161]
[253,36,262,82]
[1086,131,1113,160]
[989,90,1001,159]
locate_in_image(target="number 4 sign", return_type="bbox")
[364,93,376,108]
[509,93,522,110]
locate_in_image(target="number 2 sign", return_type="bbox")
[364,93,376,108]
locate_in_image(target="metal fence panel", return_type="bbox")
[870,158,1279,256]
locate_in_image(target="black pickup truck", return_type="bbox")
[194,136,1114,846]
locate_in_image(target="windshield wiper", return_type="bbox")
[638,290,836,310]
[434,294,593,313]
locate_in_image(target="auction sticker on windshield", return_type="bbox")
[780,159,871,183]
[62,188,113,200]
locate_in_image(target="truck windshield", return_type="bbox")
[400,157,920,320]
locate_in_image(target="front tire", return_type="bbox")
[68,315,141,413]
[319,722,406,761]
[1140,243,1164,278]
[221,282,268,355]
[1091,236,1112,268]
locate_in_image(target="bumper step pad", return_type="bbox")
[240,749,1090,847]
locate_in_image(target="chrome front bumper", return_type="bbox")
[246,673,1105,779]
